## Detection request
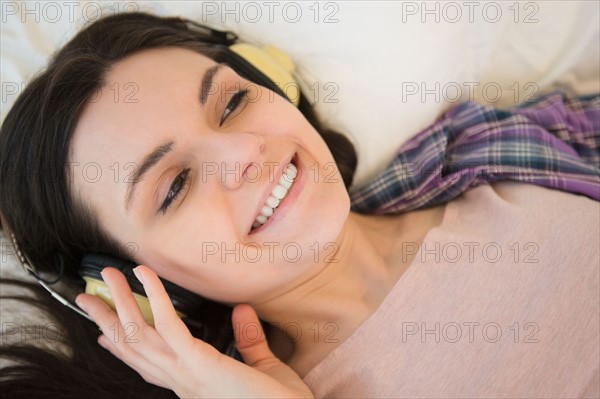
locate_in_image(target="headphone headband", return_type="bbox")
[181,18,239,45]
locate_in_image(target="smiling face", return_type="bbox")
[70,47,350,304]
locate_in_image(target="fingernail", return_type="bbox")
[133,267,144,284]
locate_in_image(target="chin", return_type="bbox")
[304,184,351,245]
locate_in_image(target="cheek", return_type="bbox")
[136,211,227,264]
[247,89,307,132]
[137,240,294,303]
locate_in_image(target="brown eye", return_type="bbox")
[220,89,249,126]
[159,168,190,214]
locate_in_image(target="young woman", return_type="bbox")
[1,12,598,398]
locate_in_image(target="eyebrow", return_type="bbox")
[200,63,225,105]
[125,141,174,212]
[124,63,225,213]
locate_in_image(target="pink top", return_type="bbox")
[303,182,600,398]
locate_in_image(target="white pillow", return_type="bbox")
[1,1,598,188]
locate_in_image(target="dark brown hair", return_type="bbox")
[0,12,356,398]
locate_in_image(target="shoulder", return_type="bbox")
[455,181,598,210]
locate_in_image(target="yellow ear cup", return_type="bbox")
[229,43,301,106]
[83,276,186,327]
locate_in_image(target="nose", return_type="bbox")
[206,132,265,190]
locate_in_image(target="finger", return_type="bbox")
[76,293,167,372]
[97,334,169,390]
[100,267,148,329]
[78,291,182,392]
[132,265,196,353]
[232,304,280,369]
[75,293,127,341]
[92,268,176,359]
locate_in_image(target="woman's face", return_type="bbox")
[70,47,350,304]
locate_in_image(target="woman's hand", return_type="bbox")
[75,266,314,398]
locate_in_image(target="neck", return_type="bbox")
[251,211,402,364]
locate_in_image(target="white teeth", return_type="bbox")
[260,206,273,217]
[272,185,288,200]
[286,164,297,178]
[266,195,280,208]
[251,160,298,231]
[279,174,293,189]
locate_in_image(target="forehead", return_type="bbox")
[72,47,215,160]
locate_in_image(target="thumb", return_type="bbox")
[232,303,280,368]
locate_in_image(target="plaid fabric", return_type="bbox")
[350,91,600,214]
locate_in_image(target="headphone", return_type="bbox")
[1,16,301,359]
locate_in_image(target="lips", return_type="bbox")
[248,153,299,234]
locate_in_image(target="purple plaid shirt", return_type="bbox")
[350,91,600,214]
